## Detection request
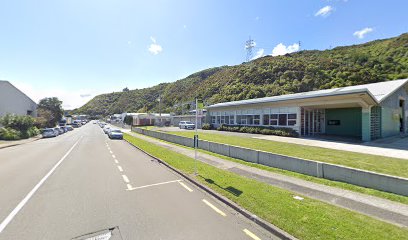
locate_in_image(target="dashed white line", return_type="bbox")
[114,159,119,164]
[127,179,182,191]
[122,175,130,183]
[126,184,133,190]
[202,199,226,217]
[0,137,82,233]
[112,154,116,159]
[109,150,113,154]
[243,229,261,240]
[178,181,193,192]
[117,166,123,172]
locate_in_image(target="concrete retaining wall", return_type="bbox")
[131,127,408,196]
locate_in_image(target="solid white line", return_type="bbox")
[114,159,119,164]
[0,137,82,233]
[122,175,130,183]
[202,199,226,217]
[117,166,123,172]
[127,179,182,191]
[243,229,261,240]
[126,184,133,190]
[178,181,193,192]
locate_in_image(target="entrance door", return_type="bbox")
[301,108,325,136]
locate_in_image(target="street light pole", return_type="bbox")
[194,97,198,175]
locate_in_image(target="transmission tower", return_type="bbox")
[245,36,256,62]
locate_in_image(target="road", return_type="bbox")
[0,122,279,240]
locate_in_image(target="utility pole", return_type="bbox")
[245,36,255,62]
[157,95,162,125]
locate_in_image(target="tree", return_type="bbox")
[37,97,64,127]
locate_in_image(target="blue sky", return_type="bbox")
[0,0,407,109]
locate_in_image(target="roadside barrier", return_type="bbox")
[132,127,408,196]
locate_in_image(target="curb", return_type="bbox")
[124,138,297,240]
[0,136,42,150]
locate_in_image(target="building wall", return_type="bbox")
[325,108,362,137]
[380,85,408,137]
[0,81,37,117]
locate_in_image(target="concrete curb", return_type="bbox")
[0,136,42,150]
[124,138,297,240]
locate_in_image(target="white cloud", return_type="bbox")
[315,6,333,17]
[251,48,265,60]
[12,81,97,110]
[127,41,132,45]
[353,27,373,39]
[148,36,163,55]
[271,43,300,56]
[183,24,187,29]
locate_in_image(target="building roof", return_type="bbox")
[0,80,37,105]
[207,79,408,109]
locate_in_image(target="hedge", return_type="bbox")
[214,124,298,137]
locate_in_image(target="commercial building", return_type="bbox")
[207,79,408,141]
[0,80,37,117]
[131,113,171,126]
[171,109,207,128]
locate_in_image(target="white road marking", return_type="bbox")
[117,166,123,172]
[243,229,261,240]
[127,179,182,191]
[112,154,116,159]
[126,184,133,190]
[109,150,113,154]
[178,181,193,192]
[202,199,226,217]
[122,175,130,183]
[114,159,119,164]
[0,137,82,233]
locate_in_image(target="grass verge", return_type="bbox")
[124,133,408,240]
[164,131,408,178]
[134,130,408,204]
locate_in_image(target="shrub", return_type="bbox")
[202,123,212,130]
[0,127,21,140]
[215,124,298,137]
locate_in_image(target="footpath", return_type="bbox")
[0,136,42,149]
[118,127,408,228]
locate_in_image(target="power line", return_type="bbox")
[245,36,256,62]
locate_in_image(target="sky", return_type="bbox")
[0,0,407,109]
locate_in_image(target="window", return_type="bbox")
[263,115,269,125]
[270,114,278,126]
[288,113,297,126]
[216,116,221,124]
[253,115,260,125]
[220,116,225,124]
[229,115,235,124]
[278,114,287,126]
[225,116,229,124]
[211,116,216,124]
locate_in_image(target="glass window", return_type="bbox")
[278,114,287,126]
[247,115,253,125]
[225,116,229,124]
[253,115,260,125]
[211,116,216,124]
[216,116,221,124]
[263,115,270,125]
[287,113,296,126]
[288,114,297,119]
[288,120,296,126]
[220,116,225,124]
[229,115,235,124]
[270,114,278,126]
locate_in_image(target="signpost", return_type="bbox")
[194,98,204,175]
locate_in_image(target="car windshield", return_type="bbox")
[185,121,193,124]
[111,130,121,133]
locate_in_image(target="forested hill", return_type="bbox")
[75,33,408,116]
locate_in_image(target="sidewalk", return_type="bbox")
[122,128,408,228]
[0,136,42,149]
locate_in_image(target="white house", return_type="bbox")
[0,80,37,118]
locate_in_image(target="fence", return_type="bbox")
[131,127,408,196]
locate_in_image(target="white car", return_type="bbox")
[103,125,111,134]
[179,121,195,130]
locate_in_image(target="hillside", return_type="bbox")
[75,33,408,116]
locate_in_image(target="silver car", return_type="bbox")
[42,128,57,138]
[179,121,195,130]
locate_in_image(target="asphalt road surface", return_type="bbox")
[0,122,280,240]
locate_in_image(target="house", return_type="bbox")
[207,79,408,141]
[131,113,171,126]
[0,80,37,118]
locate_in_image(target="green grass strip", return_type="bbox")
[124,133,408,240]
[164,131,408,178]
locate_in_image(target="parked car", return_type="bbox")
[57,127,65,134]
[42,128,57,138]
[65,125,74,131]
[72,122,80,128]
[53,127,60,136]
[103,125,111,134]
[108,129,123,139]
[179,121,195,130]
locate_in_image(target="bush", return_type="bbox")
[215,124,298,137]
[202,123,212,130]
[0,127,21,140]
[0,114,40,140]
